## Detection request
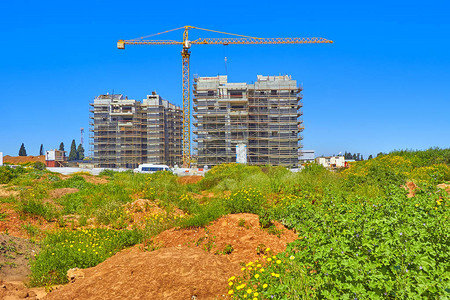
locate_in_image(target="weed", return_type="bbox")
[0,211,7,221]
[17,199,59,221]
[30,228,142,286]
[238,218,246,227]
[21,224,41,237]
[216,244,234,255]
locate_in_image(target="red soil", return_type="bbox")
[178,175,204,185]
[3,155,45,164]
[43,213,297,300]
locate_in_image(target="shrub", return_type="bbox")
[0,166,17,184]
[229,185,450,299]
[53,175,91,189]
[33,162,46,170]
[179,200,226,228]
[223,187,265,215]
[30,228,142,286]
[201,164,263,190]
[18,199,59,221]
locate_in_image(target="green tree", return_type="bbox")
[59,142,65,152]
[368,154,373,160]
[39,144,44,156]
[77,144,85,160]
[68,140,77,161]
[18,143,27,156]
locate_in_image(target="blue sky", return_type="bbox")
[1,0,449,158]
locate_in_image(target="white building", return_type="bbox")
[0,152,3,166]
[299,150,315,163]
[316,156,346,169]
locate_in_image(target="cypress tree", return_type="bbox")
[59,142,65,152]
[68,139,77,161]
[77,144,85,160]
[19,143,27,156]
[39,144,44,156]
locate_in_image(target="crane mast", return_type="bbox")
[181,27,191,167]
[118,26,333,167]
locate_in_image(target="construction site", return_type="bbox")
[89,93,182,168]
[194,75,302,168]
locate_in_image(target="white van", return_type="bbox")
[133,164,171,174]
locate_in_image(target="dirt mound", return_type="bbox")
[78,174,108,185]
[3,156,45,165]
[42,214,297,299]
[155,213,297,264]
[44,246,237,300]
[49,188,78,199]
[402,181,418,198]
[0,234,40,282]
[0,203,59,239]
[178,175,203,185]
[0,280,46,300]
[437,183,450,195]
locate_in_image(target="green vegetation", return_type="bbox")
[0,148,448,297]
[30,228,142,286]
[19,143,27,156]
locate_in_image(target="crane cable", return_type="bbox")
[127,25,263,42]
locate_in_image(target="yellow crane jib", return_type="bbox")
[117,26,333,167]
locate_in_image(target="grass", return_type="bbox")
[2,149,449,296]
[29,228,142,286]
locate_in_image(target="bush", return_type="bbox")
[53,175,91,189]
[223,187,265,215]
[33,162,46,170]
[18,199,59,221]
[201,164,263,190]
[230,185,450,299]
[179,200,226,228]
[30,228,142,286]
[0,166,17,184]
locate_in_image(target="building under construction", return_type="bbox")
[193,75,303,168]
[90,93,182,168]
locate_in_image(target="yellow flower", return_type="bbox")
[241,267,246,271]
[290,255,295,260]
[247,288,252,294]
[254,274,260,279]
[275,273,280,278]
[228,276,236,281]
[267,258,272,262]
[229,282,233,286]
[415,204,419,207]
[265,248,270,252]
[228,290,233,295]
[263,283,268,289]
[276,260,281,264]
[260,268,265,272]
[254,292,259,296]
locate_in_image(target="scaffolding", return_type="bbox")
[193,75,303,168]
[90,93,182,168]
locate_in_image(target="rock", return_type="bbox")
[28,290,37,297]
[67,268,85,283]
[17,290,28,298]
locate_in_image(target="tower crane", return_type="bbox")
[118,26,333,167]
